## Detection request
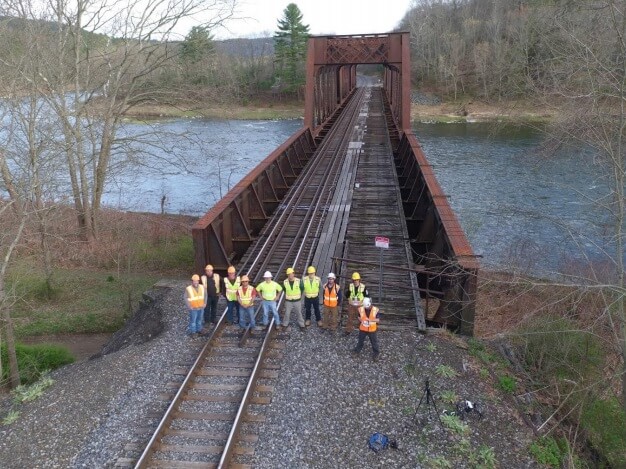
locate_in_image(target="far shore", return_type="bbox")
[123,98,554,124]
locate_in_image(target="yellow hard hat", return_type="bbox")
[241,275,250,282]
[352,272,361,280]
[307,266,316,274]
[205,264,213,270]
[286,267,295,275]
[191,274,200,281]
[227,266,236,274]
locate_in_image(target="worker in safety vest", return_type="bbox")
[283,267,305,331]
[185,274,206,338]
[352,297,380,361]
[344,272,369,336]
[256,271,283,328]
[237,275,258,330]
[303,266,322,327]
[201,264,221,326]
[222,266,240,325]
[321,273,342,332]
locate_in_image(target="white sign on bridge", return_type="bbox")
[375,236,389,249]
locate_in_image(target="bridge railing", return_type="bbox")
[192,127,316,275]
[395,131,479,335]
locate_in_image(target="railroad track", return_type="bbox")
[123,87,371,469]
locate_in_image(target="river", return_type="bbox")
[104,118,613,276]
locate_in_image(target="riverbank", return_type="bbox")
[122,95,552,124]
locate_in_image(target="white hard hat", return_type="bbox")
[263,271,272,278]
[363,297,372,308]
[327,272,336,279]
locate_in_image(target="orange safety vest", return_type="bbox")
[238,286,254,307]
[202,273,220,294]
[186,285,205,309]
[358,305,379,332]
[323,283,340,307]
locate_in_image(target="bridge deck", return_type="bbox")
[312,87,423,328]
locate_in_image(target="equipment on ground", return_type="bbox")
[352,272,361,280]
[368,433,398,453]
[263,271,273,278]
[227,266,236,274]
[327,272,336,279]
[286,267,295,275]
[413,378,444,428]
[307,266,316,274]
[363,297,372,308]
[205,264,213,270]
[455,400,484,421]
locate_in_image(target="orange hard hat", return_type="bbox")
[227,266,236,274]
[191,274,200,281]
[205,264,214,270]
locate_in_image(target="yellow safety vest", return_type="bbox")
[323,283,340,307]
[349,283,366,304]
[358,306,379,332]
[256,281,282,301]
[303,276,321,298]
[186,285,205,309]
[224,276,240,301]
[201,273,221,294]
[238,286,254,307]
[283,278,302,300]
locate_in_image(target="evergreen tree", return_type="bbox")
[273,3,309,96]
[181,26,215,64]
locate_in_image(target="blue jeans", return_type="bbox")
[262,300,280,326]
[187,308,203,334]
[239,306,256,328]
[226,300,239,323]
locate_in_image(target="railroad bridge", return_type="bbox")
[192,32,478,335]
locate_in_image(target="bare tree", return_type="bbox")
[1,0,236,240]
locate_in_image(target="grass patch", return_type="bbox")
[529,436,569,468]
[1,343,73,385]
[441,413,470,436]
[12,373,55,403]
[581,397,626,468]
[2,410,20,425]
[440,390,459,404]
[9,266,160,337]
[435,364,459,378]
[497,375,517,394]
[133,236,193,271]
[469,445,497,468]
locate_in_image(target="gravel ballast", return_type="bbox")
[0,285,538,468]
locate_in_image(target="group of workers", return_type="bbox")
[184,265,381,360]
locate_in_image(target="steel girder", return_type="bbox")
[192,128,316,276]
[394,133,479,335]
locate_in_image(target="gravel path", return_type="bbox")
[0,285,538,468]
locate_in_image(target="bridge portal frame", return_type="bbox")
[304,32,411,136]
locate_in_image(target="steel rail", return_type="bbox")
[134,88,368,469]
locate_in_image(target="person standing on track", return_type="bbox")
[345,272,368,336]
[256,271,283,328]
[282,267,305,331]
[303,266,322,328]
[223,266,240,325]
[237,275,258,330]
[184,274,206,338]
[352,297,381,362]
[201,264,220,326]
[321,272,342,332]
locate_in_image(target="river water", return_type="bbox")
[103,118,614,276]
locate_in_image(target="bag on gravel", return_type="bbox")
[368,432,389,453]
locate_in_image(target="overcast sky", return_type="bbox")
[207,0,415,39]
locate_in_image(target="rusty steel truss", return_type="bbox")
[191,32,479,334]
